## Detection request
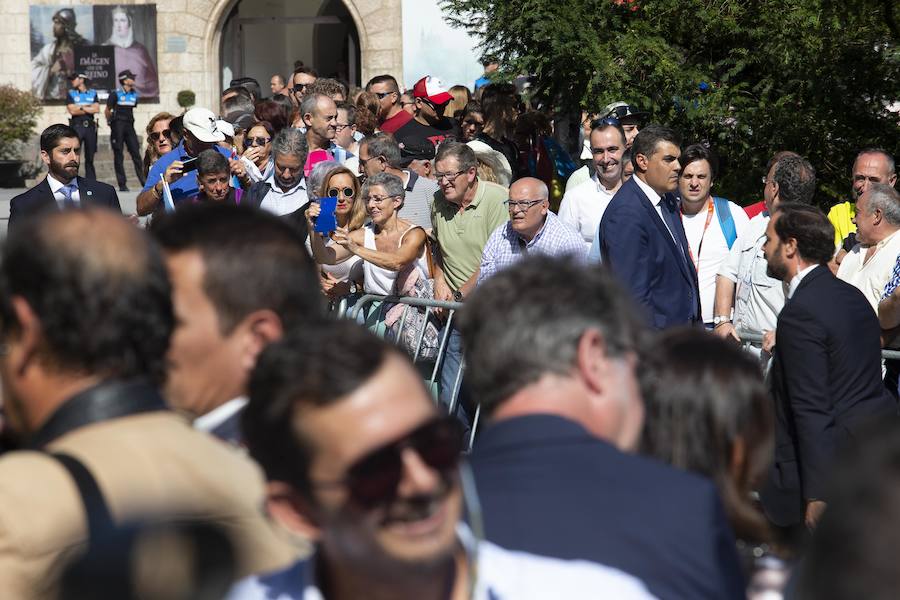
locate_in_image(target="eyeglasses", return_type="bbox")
[589,117,621,129]
[435,169,468,182]
[335,123,351,132]
[328,186,355,198]
[148,129,171,142]
[244,136,271,147]
[367,194,399,204]
[504,199,544,212]
[401,101,416,107]
[360,155,383,167]
[313,417,463,509]
[374,91,393,99]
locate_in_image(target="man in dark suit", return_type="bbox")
[9,124,120,228]
[459,256,745,599]
[761,203,896,530]
[149,204,323,446]
[600,125,701,328]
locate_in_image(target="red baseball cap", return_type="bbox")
[412,76,453,106]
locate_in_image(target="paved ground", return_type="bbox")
[0,187,139,238]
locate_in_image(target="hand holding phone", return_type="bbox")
[314,196,338,234]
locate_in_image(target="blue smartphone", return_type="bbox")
[314,196,338,234]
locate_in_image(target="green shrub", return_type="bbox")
[0,85,41,160]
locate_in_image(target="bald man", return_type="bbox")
[479,177,586,283]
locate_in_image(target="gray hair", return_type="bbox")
[434,141,478,172]
[271,128,308,164]
[459,256,645,415]
[856,148,896,177]
[866,182,900,226]
[299,93,329,121]
[360,133,402,168]
[366,172,405,201]
[306,160,340,202]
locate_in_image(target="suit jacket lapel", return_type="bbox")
[635,186,695,285]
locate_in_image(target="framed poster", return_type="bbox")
[30,4,159,103]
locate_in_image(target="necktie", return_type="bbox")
[60,183,77,208]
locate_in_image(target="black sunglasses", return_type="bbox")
[291,83,310,93]
[327,186,354,198]
[148,129,171,142]
[314,417,463,509]
[590,116,621,129]
[244,136,271,147]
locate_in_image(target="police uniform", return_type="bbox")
[66,83,99,180]
[107,70,145,190]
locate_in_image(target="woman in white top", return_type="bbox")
[305,163,367,300]
[307,172,426,295]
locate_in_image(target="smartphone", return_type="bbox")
[181,157,199,173]
[314,196,338,234]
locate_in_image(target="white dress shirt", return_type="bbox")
[193,397,248,433]
[837,229,900,313]
[46,173,81,207]
[260,173,307,216]
[632,174,678,244]
[557,172,617,249]
[787,264,819,299]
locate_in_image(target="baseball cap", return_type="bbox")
[68,72,88,81]
[118,70,136,83]
[412,76,453,106]
[215,120,235,139]
[183,107,226,143]
[601,101,649,121]
[398,141,436,167]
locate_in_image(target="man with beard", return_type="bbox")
[393,76,462,151]
[559,121,627,251]
[9,124,120,228]
[31,8,87,100]
[227,321,655,599]
[760,203,896,531]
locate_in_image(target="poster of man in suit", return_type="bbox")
[30,5,159,102]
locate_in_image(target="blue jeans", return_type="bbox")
[439,325,473,430]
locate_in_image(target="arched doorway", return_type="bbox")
[219,0,362,91]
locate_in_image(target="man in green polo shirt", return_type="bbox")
[430,141,508,423]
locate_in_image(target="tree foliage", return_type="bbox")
[0,85,41,161]
[441,0,900,205]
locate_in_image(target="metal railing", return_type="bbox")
[738,330,900,360]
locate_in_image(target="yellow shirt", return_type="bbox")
[827,201,856,247]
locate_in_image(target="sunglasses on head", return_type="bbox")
[244,136,271,147]
[315,416,463,509]
[327,186,354,198]
[148,129,171,142]
[590,116,621,129]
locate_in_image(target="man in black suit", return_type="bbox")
[459,256,745,599]
[599,125,701,328]
[149,204,323,445]
[761,203,896,530]
[9,124,120,228]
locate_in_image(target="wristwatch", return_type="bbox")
[713,315,731,327]
[349,281,359,295]
[453,289,464,302]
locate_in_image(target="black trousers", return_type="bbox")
[110,120,145,188]
[70,120,97,180]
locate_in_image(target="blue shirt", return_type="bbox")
[67,89,98,106]
[107,88,139,121]
[142,141,232,204]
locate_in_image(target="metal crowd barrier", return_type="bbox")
[339,294,478,449]
[738,330,900,360]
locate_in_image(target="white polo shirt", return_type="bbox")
[558,172,618,250]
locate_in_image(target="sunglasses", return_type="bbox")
[374,91,394,99]
[315,417,463,509]
[148,129,171,142]
[291,83,310,93]
[589,116,621,129]
[327,186,354,198]
[244,136,271,147]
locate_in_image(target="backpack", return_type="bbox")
[713,196,737,249]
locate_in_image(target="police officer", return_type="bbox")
[105,69,145,191]
[65,72,99,180]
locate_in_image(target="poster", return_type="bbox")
[30,4,159,102]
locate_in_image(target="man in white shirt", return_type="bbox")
[838,183,900,312]
[258,128,308,216]
[558,121,626,250]
[151,203,323,445]
[229,321,655,600]
[678,144,750,326]
[714,153,816,356]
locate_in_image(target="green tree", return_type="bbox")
[442,0,900,206]
[0,85,41,161]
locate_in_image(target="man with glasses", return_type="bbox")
[289,66,318,107]
[400,90,417,115]
[430,142,508,424]
[394,76,462,151]
[559,120,627,251]
[480,177,585,282]
[357,133,439,229]
[365,74,413,134]
[229,321,655,599]
[334,102,360,172]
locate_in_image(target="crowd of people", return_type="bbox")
[1,57,899,600]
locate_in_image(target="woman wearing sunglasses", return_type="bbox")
[240,121,275,183]
[141,111,176,180]
[304,164,367,301]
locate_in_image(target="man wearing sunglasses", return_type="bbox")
[393,76,462,151]
[365,74,413,134]
[230,321,655,599]
[289,66,318,107]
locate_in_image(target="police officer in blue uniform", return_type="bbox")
[105,69,145,191]
[65,72,99,180]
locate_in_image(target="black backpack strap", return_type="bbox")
[51,453,114,549]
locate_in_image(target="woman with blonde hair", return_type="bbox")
[142,111,176,179]
[444,85,472,122]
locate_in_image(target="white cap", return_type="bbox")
[215,120,235,139]
[466,140,512,187]
[183,107,225,143]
